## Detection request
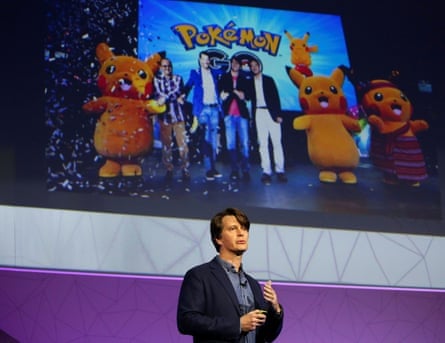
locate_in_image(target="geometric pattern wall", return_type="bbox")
[1,268,445,343]
[1,205,445,289]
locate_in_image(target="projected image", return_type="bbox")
[44,0,442,230]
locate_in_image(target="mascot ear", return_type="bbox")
[338,65,353,81]
[96,43,114,65]
[285,65,305,88]
[332,67,345,86]
[146,50,166,74]
[388,69,401,83]
[339,65,369,101]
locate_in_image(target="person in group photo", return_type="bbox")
[218,55,252,182]
[249,59,288,185]
[154,57,191,182]
[182,51,224,181]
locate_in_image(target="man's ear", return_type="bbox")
[214,237,222,248]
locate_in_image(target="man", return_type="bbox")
[154,58,190,182]
[218,56,251,182]
[249,59,287,185]
[183,51,223,181]
[177,207,283,342]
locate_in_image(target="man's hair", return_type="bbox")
[161,57,172,65]
[249,58,262,72]
[231,56,241,64]
[199,51,209,59]
[210,207,250,252]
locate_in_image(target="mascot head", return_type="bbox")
[360,80,413,123]
[284,30,318,67]
[287,66,348,114]
[95,42,163,99]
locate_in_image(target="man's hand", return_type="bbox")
[157,96,166,106]
[233,89,245,100]
[220,91,229,101]
[177,94,186,105]
[263,280,281,314]
[240,309,267,332]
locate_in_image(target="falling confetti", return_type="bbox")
[44,0,238,204]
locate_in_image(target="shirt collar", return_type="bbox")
[216,255,243,274]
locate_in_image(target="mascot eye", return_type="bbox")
[400,93,408,102]
[138,69,147,79]
[329,85,338,94]
[373,92,384,102]
[304,86,313,95]
[106,65,116,74]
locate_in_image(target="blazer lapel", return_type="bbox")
[209,257,242,315]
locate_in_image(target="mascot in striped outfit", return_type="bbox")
[360,79,429,186]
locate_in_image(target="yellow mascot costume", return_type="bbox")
[288,66,361,184]
[83,43,166,177]
[360,79,428,186]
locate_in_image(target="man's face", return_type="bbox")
[160,59,172,77]
[199,54,210,69]
[231,59,240,72]
[216,215,249,256]
[250,60,260,75]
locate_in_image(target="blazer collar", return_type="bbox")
[210,256,242,315]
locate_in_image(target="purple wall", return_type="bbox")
[1,268,444,342]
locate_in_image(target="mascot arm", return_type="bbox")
[145,99,166,115]
[367,114,387,133]
[410,119,429,133]
[342,116,362,132]
[293,115,311,130]
[82,97,108,114]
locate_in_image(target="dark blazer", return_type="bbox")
[184,67,222,116]
[177,257,283,343]
[218,72,251,119]
[249,74,282,122]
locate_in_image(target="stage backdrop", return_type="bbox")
[38,0,444,236]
